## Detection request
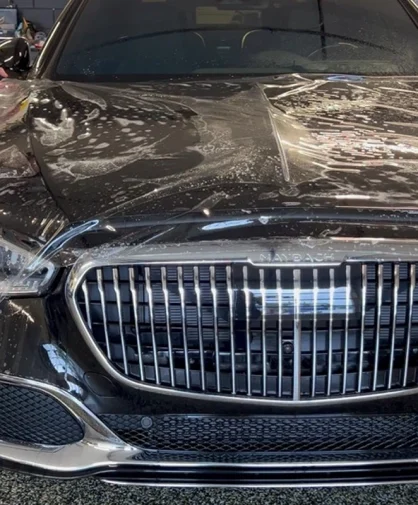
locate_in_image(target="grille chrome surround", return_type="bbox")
[66,241,418,405]
[68,262,418,404]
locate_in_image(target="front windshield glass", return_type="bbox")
[56,0,418,80]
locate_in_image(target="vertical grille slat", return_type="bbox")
[210,266,221,393]
[342,265,350,395]
[81,281,92,330]
[311,268,319,398]
[373,264,384,392]
[388,264,400,389]
[403,264,416,387]
[129,267,144,381]
[76,260,418,402]
[112,268,128,375]
[293,269,301,401]
[96,269,111,360]
[243,266,252,396]
[260,269,267,397]
[161,267,175,387]
[358,264,367,393]
[226,265,236,395]
[145,266,160,385]
[226,266,237,395]
[327,268,335,397]
[177,266,191,390]
[276,269,283,398]
[194,266,206,392]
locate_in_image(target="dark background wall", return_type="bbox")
[0,0,66,31]
[2,0,418,34]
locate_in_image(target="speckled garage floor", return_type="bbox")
[2,472,418,505]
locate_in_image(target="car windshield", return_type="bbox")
[56,0,418,80]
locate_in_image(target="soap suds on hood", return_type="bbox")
[33,109,75,147]
[0,146,37,178]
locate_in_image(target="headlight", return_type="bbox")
[0,237,56,296]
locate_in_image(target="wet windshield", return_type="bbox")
[56,0,418,80]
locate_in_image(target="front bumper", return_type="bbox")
[1,373,418,487]
[3,378,418,486]
[2,295,418,486]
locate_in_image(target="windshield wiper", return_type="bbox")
[77,26,396,55]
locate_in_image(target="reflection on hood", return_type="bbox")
[1,74,418,238]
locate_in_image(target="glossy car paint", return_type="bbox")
[2,0,418,485]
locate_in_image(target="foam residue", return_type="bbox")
[0,146,37,178]
[34,109,75,147]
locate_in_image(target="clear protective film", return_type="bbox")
[2,73,418,312]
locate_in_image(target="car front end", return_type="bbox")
[3,215,418,486]
[3,0,418,487]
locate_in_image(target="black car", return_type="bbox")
[2,0,418,487]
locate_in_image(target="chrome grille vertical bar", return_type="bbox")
[358,264,367,393]
[226,266,236,394]
[210,266,221,393]
[276,269,283,398]
[129,267,144,380]
[112,268,128,374]
[372,264,384,392]
[260,268,267,396]
[243,266,252,396]
[161,267,175,387]
[342,265,351,395]
[97,269,111,360]
[194,266,206,391]
[145,267,160,385]
[403,264,416,387]
[81,280,92,330]
[293,269,301,401]
[327,268,335,396]
[388,264,400,389]
[312,269,318,397]
[178,266,190,390]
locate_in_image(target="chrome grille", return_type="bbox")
[74,262,418,401]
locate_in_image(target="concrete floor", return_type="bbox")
[2,472,418,505]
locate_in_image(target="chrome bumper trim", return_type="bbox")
[102,479,418,489]
[1,373,418,478]
[0,373,141,475]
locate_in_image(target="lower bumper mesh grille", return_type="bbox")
[101,413,418,464]
[75,261,418,402]
[135,450,418,464]
[0,383,83,446]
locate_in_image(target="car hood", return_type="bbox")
[2,74,418,241]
